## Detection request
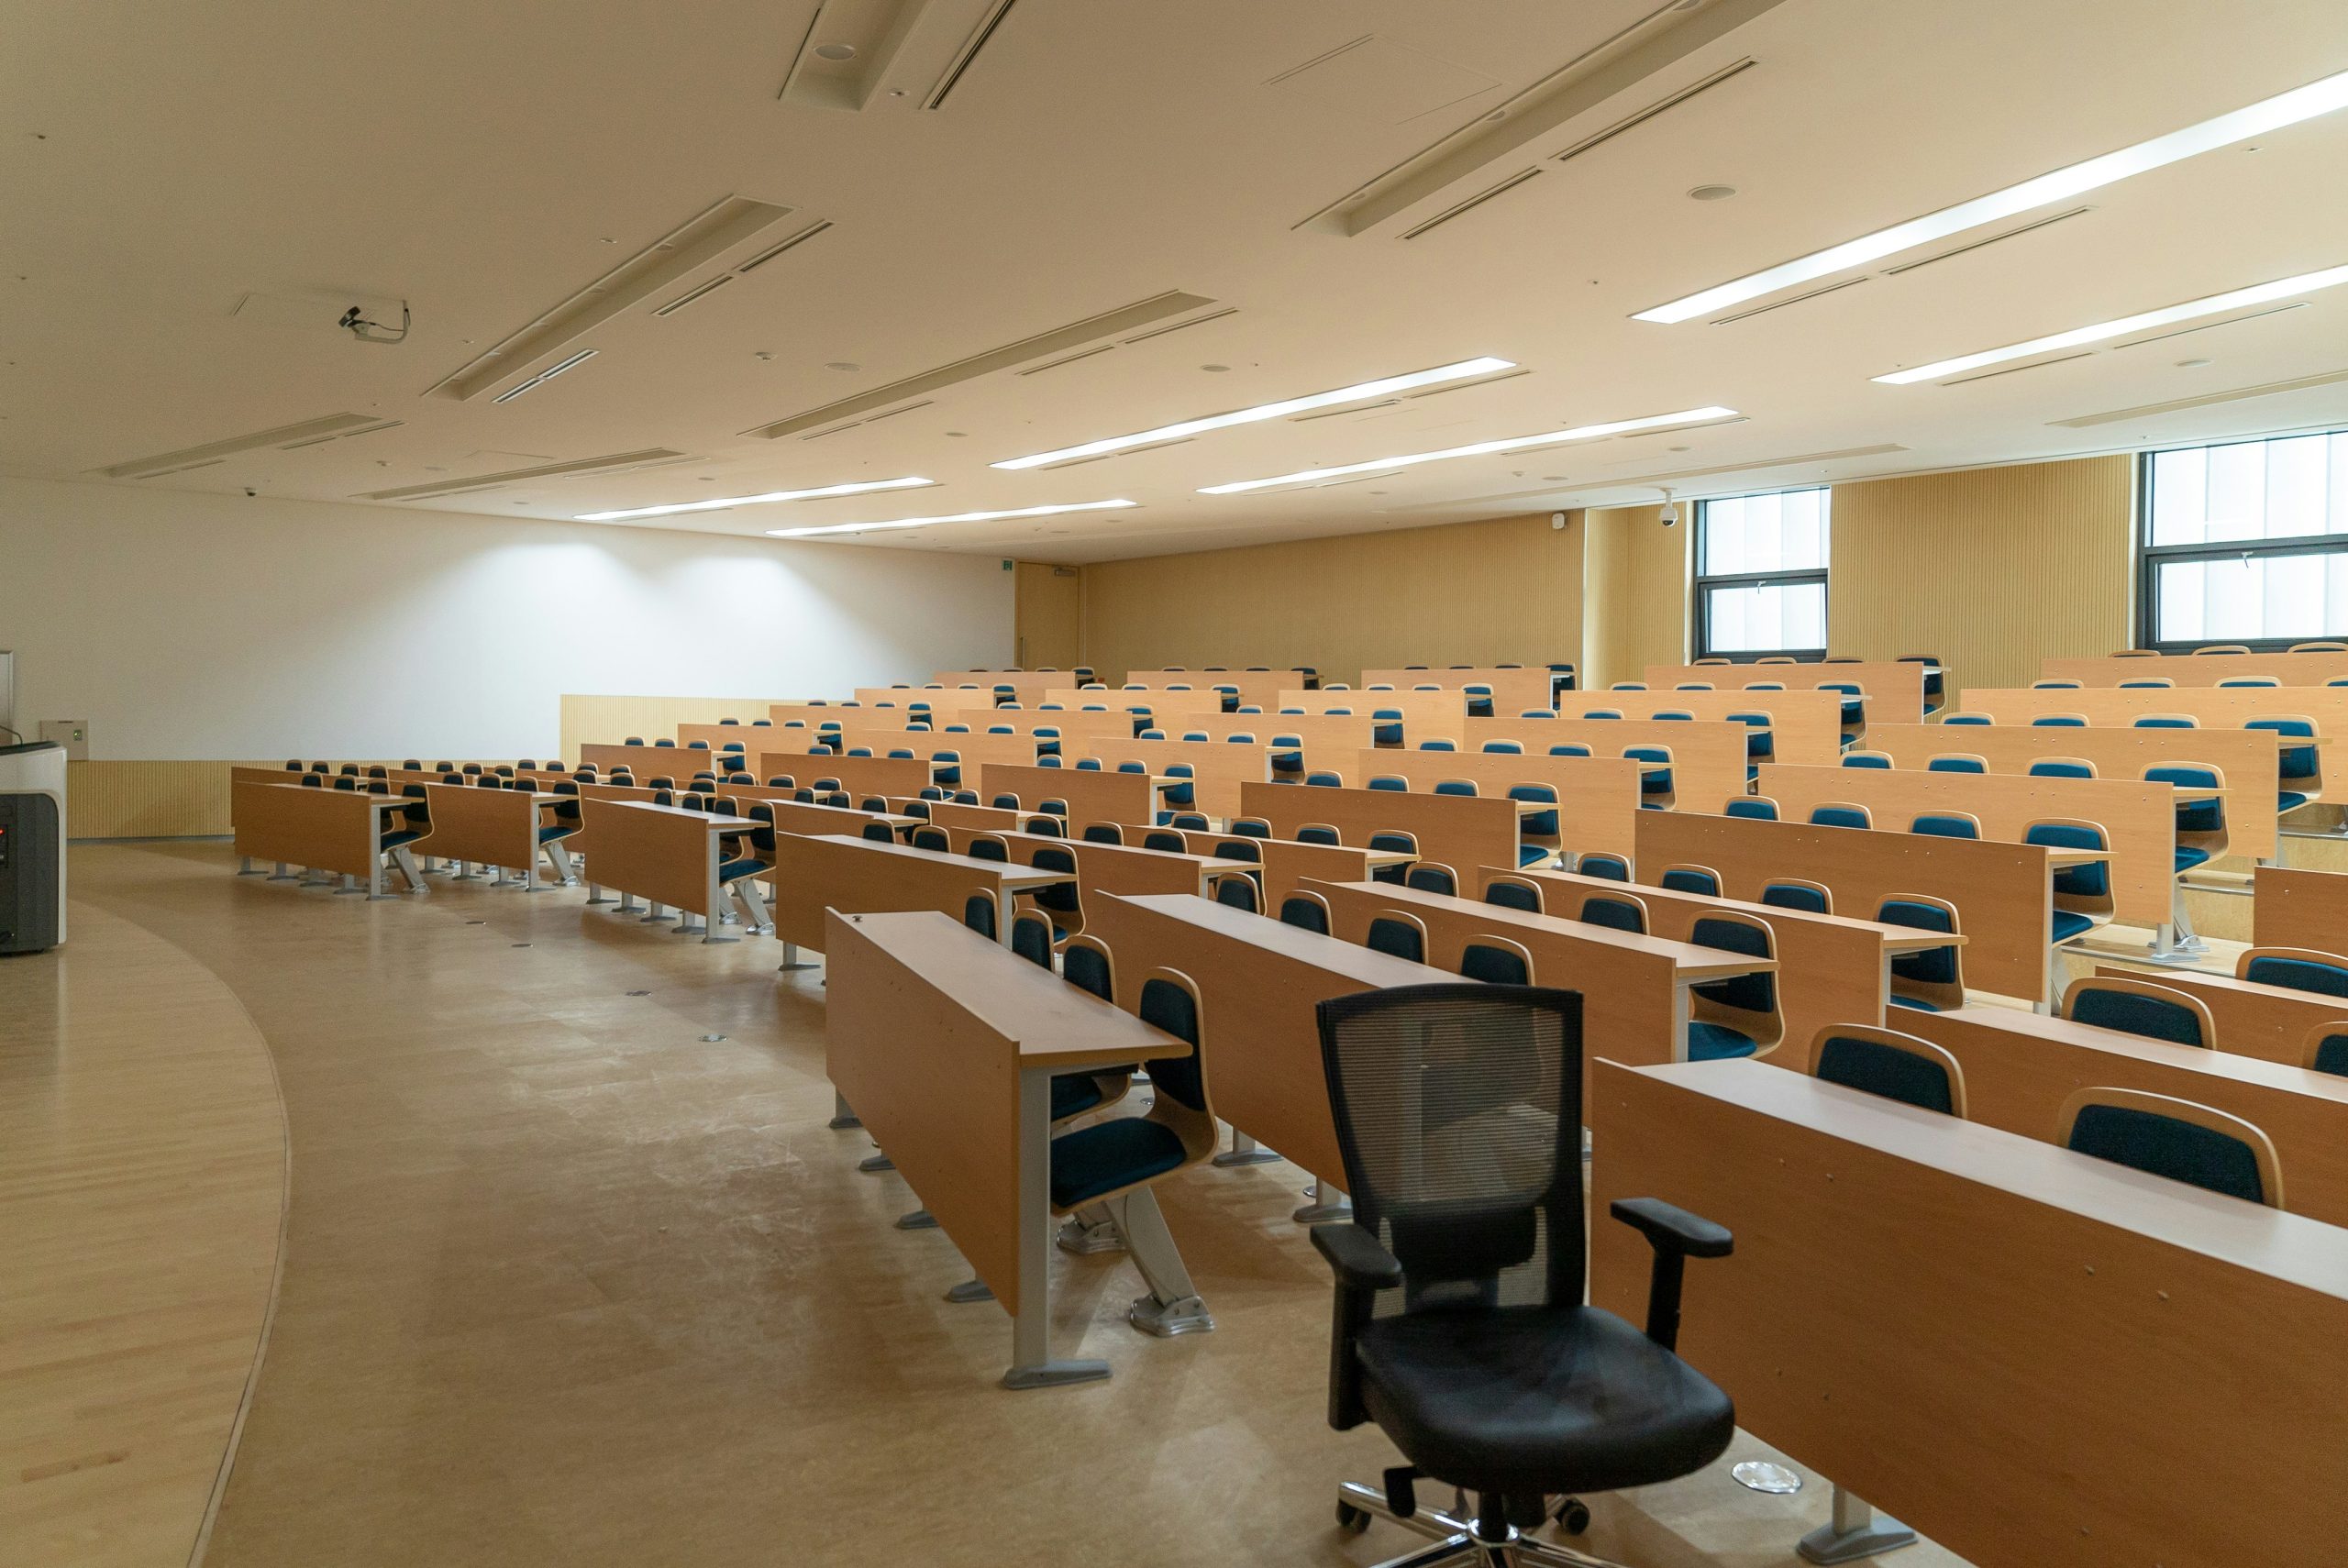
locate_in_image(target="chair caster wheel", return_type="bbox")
[1553,1497,1590,1534]
[1335,1501,1370,1534]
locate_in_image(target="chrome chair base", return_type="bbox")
[1126,1291,1213,1337]
[1056,1212,1124,1254]
[1336,1482,1623,1567]
[944,1277,995,1304]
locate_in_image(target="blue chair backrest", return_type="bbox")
[1579,896,1645,934]
[2071,986,2207,1046]
[1481,740,1524,754]
[2146,764,2225,833]
[1578,853,1629,881]
[1418,739,1456,752]
[2027,822,2110,897]
[1062,943,1113,1000]
[1366,917,1423,963]
[1433,780,1476,797]
[2032,715,2086,727]
[2310,1031,2348,1077]
[1546,744,1592,757]
[1842,753,1889,769]
[1944,713,1990,725]
[2243,954,2348,999]
[1816,1034,1959,1113]
[1723,798,1777,821]
[1911,813,1978,839]
[2066,1101,2266,1203]
[1459,943,1529,985]
[1927,756,1985,773]
[1368,776,1407,792]
[2246,717,2318,780]
[1279,896,1329,934]
[1760,881,1828,914]
[1811,805,1870,829]
[1659,867,1718,896]
[1689,917,1774,1010]
[2029,759,2095,778]
[1877,900,1959,984]
[2133,716,2194,729]
[1306,771,1343,788]
[1484,881,1540,913]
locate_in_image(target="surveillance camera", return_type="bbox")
[244,487,258,498]
[1658,504,1678,527]
[1549,512,1567,531]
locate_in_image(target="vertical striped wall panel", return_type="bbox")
[1013,563,1082,669]
[1075,512,1584,686]
[1828,457,2135,695]
[66,761,258,838]
[557,693,795,762]
[1581,505,1690,688]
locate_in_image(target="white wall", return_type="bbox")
[0,475,1013,759]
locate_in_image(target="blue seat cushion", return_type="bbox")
[1887,995,1942,1012]
[537,823,575,843]
[1517,845,1549,866]
[1050,1116,1187,1208]
[2173,846,2210,873]
[716,856,763,882]
[1050,1074,1107,1121]
[2279,791,2311,812]
[2051,910,2095,943]
[1686,1021,1759,1061]
[379,829,424,850]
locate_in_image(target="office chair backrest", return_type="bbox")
[1230,816,1271,838]
[1459,936,1534,986]
[1910,812,1980,839]
[1578,893,1647,934]
[1723,795,1778,821]
[2238,945,2348,999]
[1061,935,1114,1001]
[1213,873,1260,914]
[2062,976,2213,1048]
[1082,823,1123,845]
[1296,823,1341,845]
[1841,750,1891,769]
[1483,877,1543,913]
[1928,754,1987,774]
[1578,852,1630,882]
[1810,802,1872,830]
[1143,830,1186,852]
[1213,838,1261,864]
[1405,863,1457,897]
[910,824,950,852]
[1010,911,1055,968]
[1367,775,1407,791]
[1315,983,1583,1309]
[2059,1088,2280,1206]
[2302,1021,2348,1077]
[962,890,999,941]
[1432,778,1476,795]
[1366,912,1427,963]
[1279,891,1332,934]
[2028,756,2096,778]
[966,834,1009,863]
[1811,1026,1966,1117]
[1658,864,1720,897]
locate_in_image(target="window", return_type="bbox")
[2139,430,2348,650]
[1694,488,1831,658]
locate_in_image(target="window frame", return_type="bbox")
[2135,433,2348,653]
[1692,488,1833,661]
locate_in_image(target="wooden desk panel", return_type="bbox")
[2254,865,2348,952]
[1164,714,1379,758]
[1634,811,2054,1002]
[2043,652,2348,688]
[974,709,1143,742]
[1453,718,1750,815]
[1276,688,1468,740]
[1360,667,1556,713]
[1040,688,1227,718]
[1113,670,1290,709]
[1959,684,2348,735]
[1240,780,1520,883]
[853,686,1002,713]
[675,722,783,752]
[1645,660,1927,723]
[1321,750,1641,858]
[714,790,910,842]
[975,763,1153,829]
[578,742,722,778]
[379,776,537,870]
[1065,738,1269,820]
[924,672,1070,701]
[230,781,400,880]
[1757,763,2178,928]
[924,801,1028,834]
[578,799,727,915]
[1588,1058,2348,1568]
[1866,722,2280,862]
[761,726,1040,773]
[1555,690,1844,767]
[1080,891,1450,1185]
[1507,865,1910,1071]
[767,833,1060,950]
[1898,1005,2348,1227]
[747,752,933,800]
[2094,964,2348,1066]
[939,827,1224,901]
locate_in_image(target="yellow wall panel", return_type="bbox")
[558,693,797,762]
[1581,504,1689,689]
[65,761,258,838]
[1013,561,1083,669]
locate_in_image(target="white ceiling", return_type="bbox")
[6,0,2348,562]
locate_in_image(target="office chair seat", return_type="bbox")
[1353,1305,1734,1498]
[2174,845,2211,873]
[716,856,762,883]
[379,828,426,851]
[1048,1116,1188,1209]
[1050,1075,1110,1121]
[2050,910,2097,944]
[1685,1021,1760,1060]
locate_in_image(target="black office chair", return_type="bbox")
[1313,985,1736,1564]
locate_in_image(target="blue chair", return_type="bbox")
[1031,845,1082,937]
[1143,830,1187,852]
[1296,824,1342,845]
[1419,739,1457,753]
[2303,1022,2348,1077]
[1927,754,1986,774]
[1162,764,1197,812]
[1432,779,1477,797]
[1821,681,1865,746]
[1546,743,1592,757]
[1366,912,1427,963]
[1270,736,1305,779]
[2132,714,2197,729]
[2028,819,2116,977]
[1899,656,1946,717]
[2244,716,2323,820]
[1841,751,1892,769]
[2032,714,2087,727]
[2037,679,2087,690]
[1229,818,1271,840]
[2061,976,2213,1047]
[910,825,951,852]
[1509,784,1560,865]
[1305,770,1345,789]
[1011,911,1056,969]
[2144,763,2227,955]
[1214,873,1261,913]
[1723,796,1778,821]
[1372,709,1403,746]
[1368,831,1417,884]
[1458,936,1532,985]
[1658,865,1721,897]
[2116,679,2170,689]
[1727,711,1774,781]
[1685,914,1780,1061]
[1484,877,1543,913]
[1910,812,1979,840]
[1876,895,1966,1011]
[1810,803,1871,830]
[1578,852,1630,882]
[2059,1089,2280,1206]
[1367,775,1408,792]
[1811,1026,1966,1116]
[1404,863,1456,897]
[1464,684,1495,719]
[1481,740,1524,755]
[966,835,1010,864]
[1624,745,1674,810]
[1279,891,1332,933]
[2028,757,2096,778]
[1048,936,1135,1123]
[1760,879,1831,915]
[2239,946,2348,1000]
[1578,893,1647,935]
[1943,712,1992,726]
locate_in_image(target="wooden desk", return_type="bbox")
[1452,717,1751,815]
[2094,963,2348,1066]
[923,671,1071,701]
[1895,1005,2348,1227]
[578,741,725,778]
[1504,866,1956,1070]
[231,780,422,898]
[1162,834,1411,912]
[1645,659,1928,724]
[939,827,1241,902]
[1866,722,2281,862]
[1320,750,1644,856]
[975,763,1153,830]
[1039,687,1227,719]
[1080,891,1449,1187]
[1167,713,1379,767]
[1309,878,1773,1073]
[825,908,1186,1387]
[1757,763,2180,929]
[1113,669,1289,709]
[1958,684,2348,738]
[1360,667,1556,714]
[579,800,756,941]
[2043,651,2348,688]
[1634,811,2059,1003]
[766,833,1064,953]
[2253,865,2348,951]
[743,751,935,801]
[1060,738,1268,820]
[1240,780,1521,884]
[1554,690,1845,767]
[714,790,914,841]
[381,773,560,888]
[1588,1058,2348,1568]
[779,726,1041,773]
[1276,688,1467,742]
[852,686,1002,713]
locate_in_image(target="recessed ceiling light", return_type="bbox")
[1688,184,1737,201]
[768,499,1137,539]
[814,41,858,60]
[945,430,968,437]
[1196,407,1740,494]
[576,475,934,522]
[825,361,860,372]
[1635,65,2348,324]
[1201,364,1230,372]
[1873,263,2348,384]
[991,357,1516,470]
[2176,357,2213,368]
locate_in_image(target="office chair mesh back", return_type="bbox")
[1317,985,1580,1318]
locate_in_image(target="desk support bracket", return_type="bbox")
[1004,1069,1109,1390]
[1797,1485,1914,1563]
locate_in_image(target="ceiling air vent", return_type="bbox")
[1120,306,1236,346]
[2051,369,2348,428]
[1881,205,2092,276]
[1552,56,1757,168]
[925,0,1021,110]
[355,448,691,502]
[1938,351,2094,387]
[1399,168,1544,241]
[652,275,736,317]
[97,414,390,480]
[736,219,833,273]
[781,1,932,112]
[1708,276,1868,326]
[279,420,405,451]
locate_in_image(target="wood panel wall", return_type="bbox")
[1828,456,2135,691]
[1581,503,1690,690]
[1013,561,1082,669]
[65,761,262,838]
[556,693,796,763]
[1072,512,1584,685]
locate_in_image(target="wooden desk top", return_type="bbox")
[264,784,410,810]
[969,829,1235,876]
[1097,891,1444,989]
[1313,879,1778,981]
[612,801,758,830]
[1513,867,1967,955]
[1629,1060,2348,1292]
[829,911,1184,1069]
[1912,1004,2348,1105]
[807,834,1068,889]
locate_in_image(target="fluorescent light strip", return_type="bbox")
[576,475,934,523]
[991,357,1516,470]
[1195,408,1739,495]
[491,348,597,404]
[1634,66,2348,325]
[1875,264,2348,385]
[769,500,1137,539]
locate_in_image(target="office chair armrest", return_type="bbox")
[1610,1197,1733,1259]
[1609,1198,1733,1353]
[1312,1223,1403,1290]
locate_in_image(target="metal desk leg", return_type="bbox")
[1003,1068,1108,1390]
[267,861,294,881]
[1293,1176,1352,1225]
[237,856,260,876]
[1797,1485,1915,1563]
[777,941,818,972]
[1213,1128,1279,1167]
[828,1091,860,1130]
[1670,982,1692,1062]
[585,881,613,906]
